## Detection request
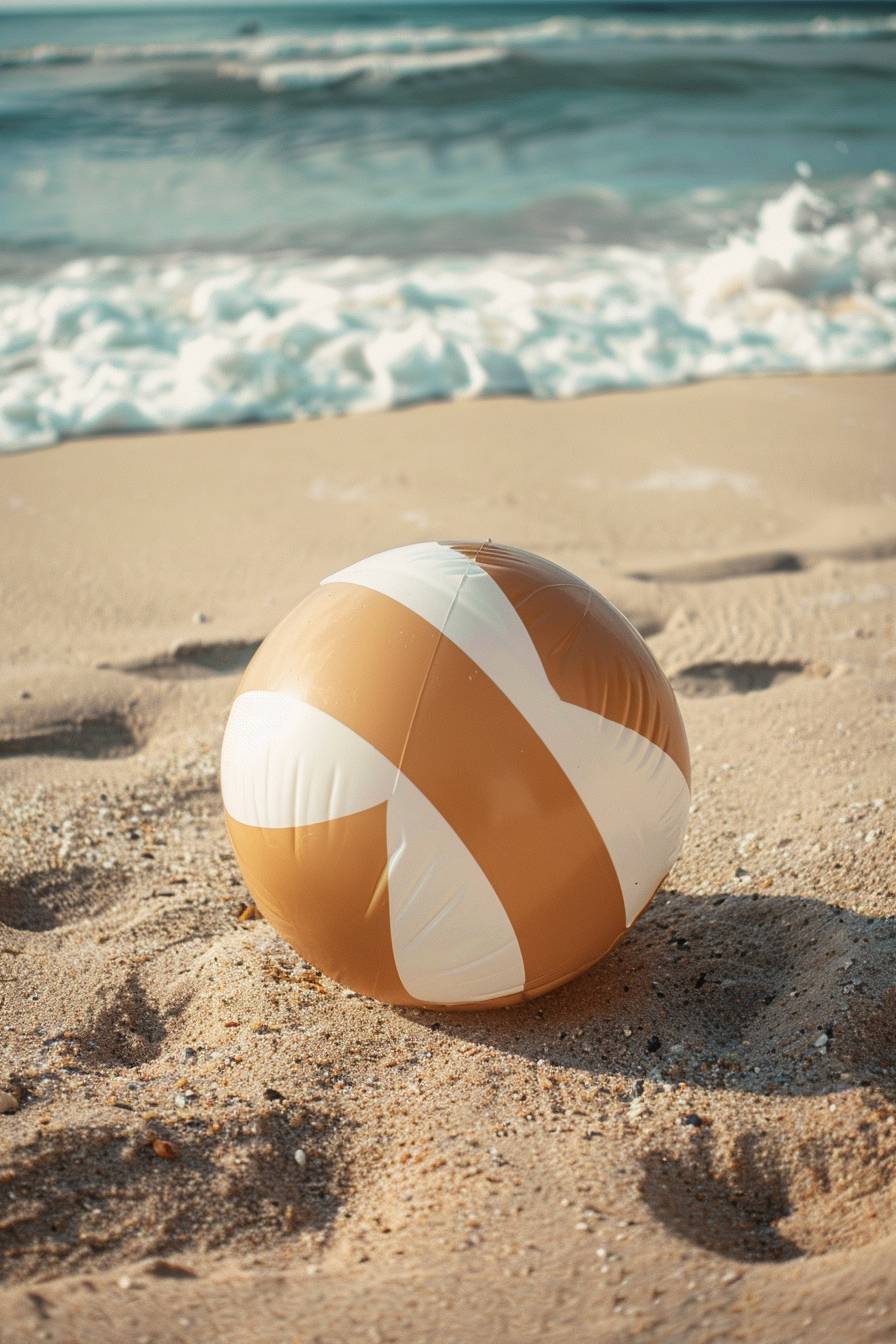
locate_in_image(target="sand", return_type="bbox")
[1,372,894,1344]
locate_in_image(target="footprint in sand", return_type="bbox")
[640,1131,802,1262]
[640,1119,896,1262]
[0,863,126,932]
[0,712,140,760]
[628,533,896,584]
[109,638,261,681]
[85,972,174,1068]
[0,1108,345,1284]
[671,659,805,697]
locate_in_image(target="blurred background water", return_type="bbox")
[1,1,895,448]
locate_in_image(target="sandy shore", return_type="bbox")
[1,373,895,1343]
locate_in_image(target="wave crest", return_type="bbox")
[4,11,896,72]
[218,45,509,92]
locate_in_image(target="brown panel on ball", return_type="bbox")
[446,541,690,783]
[236,582,629,995]
[238,580,443,755]
[225,805,414,1006]
[396,626,628,995]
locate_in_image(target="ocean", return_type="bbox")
[1,0,895,449]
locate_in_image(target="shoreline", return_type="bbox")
[5,363,894,461]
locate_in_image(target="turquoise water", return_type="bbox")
[1,2,894,447]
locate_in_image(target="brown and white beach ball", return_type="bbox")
[221,541,690,1009]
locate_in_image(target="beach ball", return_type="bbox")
[221,542,690,1009]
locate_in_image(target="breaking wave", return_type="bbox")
[3,10,896,74]
[2,173,895,451]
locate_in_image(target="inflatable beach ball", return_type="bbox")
[221,542,690,1009]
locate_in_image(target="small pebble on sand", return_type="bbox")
[294,1148,307,1167]
[0,1090,20,1114]
[151,1139,179,1160]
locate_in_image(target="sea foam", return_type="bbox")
[218,45,508,92]
[1,175,894,451]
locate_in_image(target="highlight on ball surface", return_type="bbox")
[221,541,690,1009]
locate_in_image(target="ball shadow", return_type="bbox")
[402,888,896,1099]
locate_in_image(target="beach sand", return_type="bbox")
[1,373,894,1343]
